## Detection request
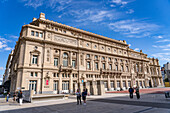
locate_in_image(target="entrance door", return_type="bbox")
[62,81,69,93]
[29,80,37,94]
[53,81,58,94]
[104,82,108,91]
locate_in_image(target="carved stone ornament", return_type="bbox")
[54,35,77,45]
[48,33,51,39]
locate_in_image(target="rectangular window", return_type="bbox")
[36,32,39,37]
[128,81,131,87]
[31,31,34,36]
[35,72,37,77]
[121,65,124,72]
[53,81,58,91]
[57,73,59,77]
[62,73,64,78]
[126,66,129,72]
[109,64,112,70]
[117,81,120,87]
[72,60,76,68]
[111,82,114,88]
[116,65,118,71]
[54,58,58,66]
[87,62,90,69]
[53,73,56,77]
[32,55,38,64]
[87,54,90,59]
[31,72,33,77]
[39,33,43,38]
[29,80,37,92]
[103,63,105,70]
[95,62,98,70]
[123,81,126,87]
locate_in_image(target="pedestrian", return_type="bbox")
[82,89,87,105]
[135,87,140,99]
[128,86,134,99]
[18,90,23,105]
[13,92,16,101]
[6,93,10,102]
[75,89,81,105]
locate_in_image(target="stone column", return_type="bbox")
[156,77,160,86]
[150,77,154,87]
[58,73,62,94]
[92,81,97,95]
[160,78,164,86]
[125,76,128,89]
[120,76,123,89]
[114,75,117,90]
[92,55,94,71]
[70,51,72,66]
[86,82,90,94]
[69,73,73,93]
[108,75,111,91]
[98,81,105,95]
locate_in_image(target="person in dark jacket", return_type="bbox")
[135,87,140,99]
[75,89,81,105]
[129,86,134,99]
[82,89,87,105]
[18,90,23,105]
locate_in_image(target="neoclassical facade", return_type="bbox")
[9,13,163,95]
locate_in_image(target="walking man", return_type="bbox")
[135,87,140,99]
[75,89,81,105]
[82,89,87,105]
[129,86,134,99]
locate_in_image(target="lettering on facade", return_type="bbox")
[54,35,77,45]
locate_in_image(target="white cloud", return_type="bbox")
[72,9,122,23]
[5,47,13,51]
[0,36,12,51]
[0,41,7,49]
[156,39,170,43]
[157,35,163,39]
[134,48,139,51]
[109,19,160,38]
[128,44,131,47]
[152,44,170,49]
[21,0,72,9]
[9,35,18,39]
[163,49,170,51]
[126,9,134,14]
[110,4,116,7]
[110,0,128,5]
[22,0,44,9]
[0,67,4,70]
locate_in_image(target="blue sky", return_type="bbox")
[0,0,170,80]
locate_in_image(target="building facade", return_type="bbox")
[162,62,170,81]
[9,13,163,95]
[2,50,13,92]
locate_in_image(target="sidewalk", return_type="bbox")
[0,93,170,112]
[106,87,170,94]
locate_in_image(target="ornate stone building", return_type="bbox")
[9,13,163,95]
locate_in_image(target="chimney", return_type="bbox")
[39,13,45,20]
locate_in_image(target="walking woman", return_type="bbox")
[75,89,81,105]
[82,89,87,105]
[18,90,23,105]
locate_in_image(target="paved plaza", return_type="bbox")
[0,92,170,113]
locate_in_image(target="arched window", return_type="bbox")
[63,53,68,67]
